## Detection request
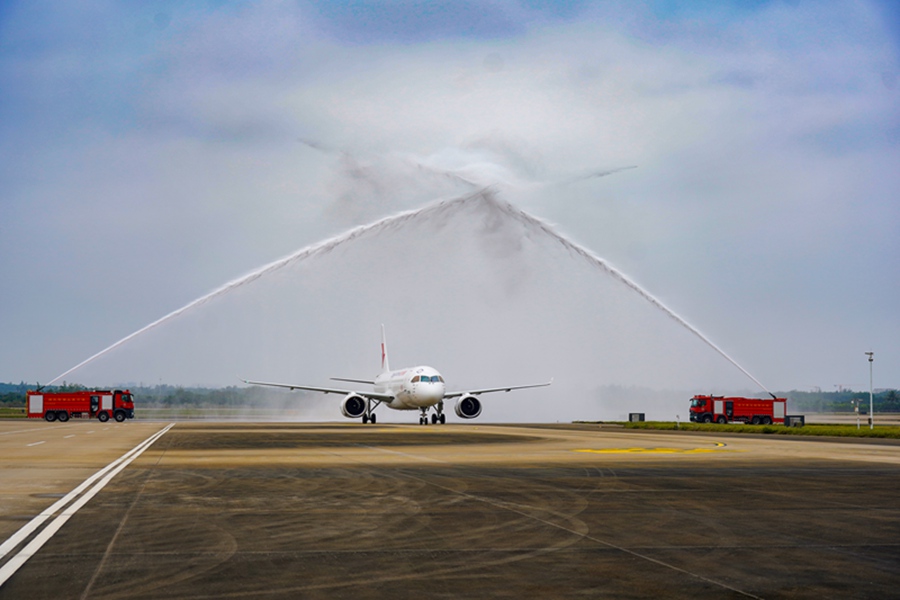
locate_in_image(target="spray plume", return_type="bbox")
[47,189,773,396]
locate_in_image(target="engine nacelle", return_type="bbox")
[341,394,367,419]
[454,395,482,419]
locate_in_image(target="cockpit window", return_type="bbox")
[411,376,420,383]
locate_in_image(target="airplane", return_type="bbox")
[242,326,551,424]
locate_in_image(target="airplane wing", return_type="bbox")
[241,379,395,401]
[443,380,552,399]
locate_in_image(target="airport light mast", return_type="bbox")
[865,351,874,430]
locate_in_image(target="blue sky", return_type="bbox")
[1,1,898,402]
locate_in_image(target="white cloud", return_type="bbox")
[1,0,898,396]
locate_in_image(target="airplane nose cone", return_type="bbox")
[423,383,444,404]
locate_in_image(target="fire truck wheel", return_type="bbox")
[702,414,712,424]
[114,411,126,423]
[57,412,69,423]
[761,416,772,425]
[98,412,110,423]
[716,416,726,424]
[45,412,56,422]
[751,416,760,425]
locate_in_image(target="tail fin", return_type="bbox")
[380,324,390,375]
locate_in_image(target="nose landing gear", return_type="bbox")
[419,403,446,425]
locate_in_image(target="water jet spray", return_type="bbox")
[47,189,774,398]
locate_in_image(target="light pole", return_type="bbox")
[865,351,874,430]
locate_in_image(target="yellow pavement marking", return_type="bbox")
[574,442,733,455]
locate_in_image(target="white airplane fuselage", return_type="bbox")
[375,366,446,410]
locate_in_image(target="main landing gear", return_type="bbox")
[361,399,380,424]
[418,403,446,425]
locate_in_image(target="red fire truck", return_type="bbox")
[26,389,135,423]
[689,395,786,425]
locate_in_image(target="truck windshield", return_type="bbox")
[690,399,706,408]
[122,394,133,403]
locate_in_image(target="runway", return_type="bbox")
[1,420,899,599]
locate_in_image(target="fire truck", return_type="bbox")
[26,389,135,423]
[689,395,786,425]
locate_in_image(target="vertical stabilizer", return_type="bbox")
[381,324,390,375]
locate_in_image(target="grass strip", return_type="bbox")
[613,421,900,439]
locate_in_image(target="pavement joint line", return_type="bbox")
[0,423,175,588]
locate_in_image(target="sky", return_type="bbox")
[1,1,898,415]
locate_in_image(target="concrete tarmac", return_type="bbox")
[1,420,899,599]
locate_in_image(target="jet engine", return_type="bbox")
[454,395,482,419]
[341,394,367,419]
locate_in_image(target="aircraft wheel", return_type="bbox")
[362,414,369,424]
[370,414,376,424]
[440,414,446,424]
[431,413,437,424]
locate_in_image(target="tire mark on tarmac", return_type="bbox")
[175,448,593,599]
[324,444,763,600]
[178,440,762,600]
[396,471,764,600]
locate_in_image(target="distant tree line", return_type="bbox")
[786,389,900,413]
[1,382,898,412]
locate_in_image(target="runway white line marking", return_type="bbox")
[25,441,45,447]
[64,435,75,439]
[0,423,77,437]
[0,424,174,588]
